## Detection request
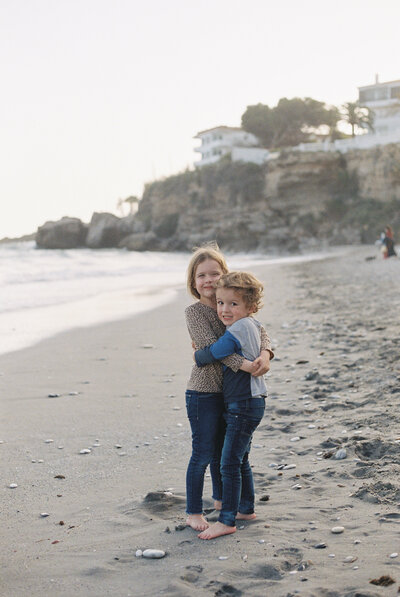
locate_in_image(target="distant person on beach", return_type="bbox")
[194,271,269,540]
[185,244,272,532]
[380,225,397,258]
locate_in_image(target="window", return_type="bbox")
[391,86,400,99]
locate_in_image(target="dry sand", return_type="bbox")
[1,246,400,597]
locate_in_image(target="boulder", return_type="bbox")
[36,217,87,249]
[119,231,160,251]
[86,212,133,248]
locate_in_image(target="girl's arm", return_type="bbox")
[185,306,244,372]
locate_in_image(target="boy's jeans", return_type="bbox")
[218,397,265,527]
[185,390,225,514]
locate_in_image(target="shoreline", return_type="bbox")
[1,245,355,358]
[2,245,400,596]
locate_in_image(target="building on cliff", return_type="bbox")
[358,75,400,136]
[194,126,270,168]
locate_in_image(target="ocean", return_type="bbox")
[0,241,346,356]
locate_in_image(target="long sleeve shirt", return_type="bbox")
[195,317,268,402]
[185,302,273,393]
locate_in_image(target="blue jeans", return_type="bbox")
[218,397,265,527]
[185,391,225,514]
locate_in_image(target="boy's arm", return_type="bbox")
[185,306,245,372]
[194,331,241,367]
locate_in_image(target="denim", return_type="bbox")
[218,397,265,527]
[185,390,225,514]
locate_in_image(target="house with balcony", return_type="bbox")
[358,75,400,135]
[194,126,270,168]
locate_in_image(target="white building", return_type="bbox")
[359,75,400,135]
[194,126,269,167]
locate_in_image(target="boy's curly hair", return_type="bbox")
[217,271,264,313]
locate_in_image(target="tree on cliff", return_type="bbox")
[241,97,339,148]
[342,102,374,137]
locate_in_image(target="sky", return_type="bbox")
[1,0,400,238]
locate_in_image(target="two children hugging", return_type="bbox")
[184,243,273,540]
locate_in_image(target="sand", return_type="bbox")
[1,246,400,597]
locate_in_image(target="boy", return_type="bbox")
[194,271,271,539]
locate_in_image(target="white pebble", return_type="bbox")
[118,452,127,456]
[173,406,181,410]
[141,344,154,349]
[328,554,335,558]
[389,553,398,558]
[269,463,278,468]
[331,526,345,534]
[177,423,183,427]
[334,448,347,460]
[142,549,165,559]
[69,391,78,396]
[354,539,361,544]
[291,484,302,490]
[38,459,44,463]
[44,439,54,444]
[290,437,301,442]
[218,556,229,560]
[283,464,296,470]
[308,424,316,429]
[79,448,91,454]
[343,556,357,563]
[135,549,143,557]
[9,483,18,489]
[40,512,49,517]
[258,539,265,544]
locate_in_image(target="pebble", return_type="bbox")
[334,448,347,460]
[258,539,265,544]
[343,556,357,563]
[142,549,166,559]
[141,344,154,349]
[331,526,345,534]
[38,459,44,463]
[314,543,327,549]
[292,484,302,490]
[308,424,316,429]
[389,553,398,558]
[115,444,122,449]
[40,512,50,517]
[328,554,335,558]
[290,437,301,442]
[69,391,79,396]
[135,549,143,557]
[118,452,127,456]
[79,449,91,454]
[269,463,278,468]
[48,393,60,398]
[44,439,54,444]
[283,464,296,470]
[218,556,229,560]
[9,483,18,489]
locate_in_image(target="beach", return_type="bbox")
[2,246,400,597]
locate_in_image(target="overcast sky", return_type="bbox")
[1,0,400,238]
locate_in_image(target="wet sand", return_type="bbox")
[1,246,400,597]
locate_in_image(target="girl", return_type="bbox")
[185,243,273,531]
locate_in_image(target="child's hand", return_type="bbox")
[252,353,270,376]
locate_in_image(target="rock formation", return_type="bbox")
[35,143,400,252]
[36,217,87,249]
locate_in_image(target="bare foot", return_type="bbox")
[186,514,209,531]
[213,500,222,511]
[236,512,257,520]
[198,521,236,540]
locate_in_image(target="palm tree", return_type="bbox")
[342,102,374,137]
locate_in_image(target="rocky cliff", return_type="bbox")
[122,142,400,252]
[36,143,400,252]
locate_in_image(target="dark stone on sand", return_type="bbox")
[370,575,395,586]
[313,542,327,549]
[36,217,87,249]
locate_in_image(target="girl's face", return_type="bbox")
[194,259,224,307]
